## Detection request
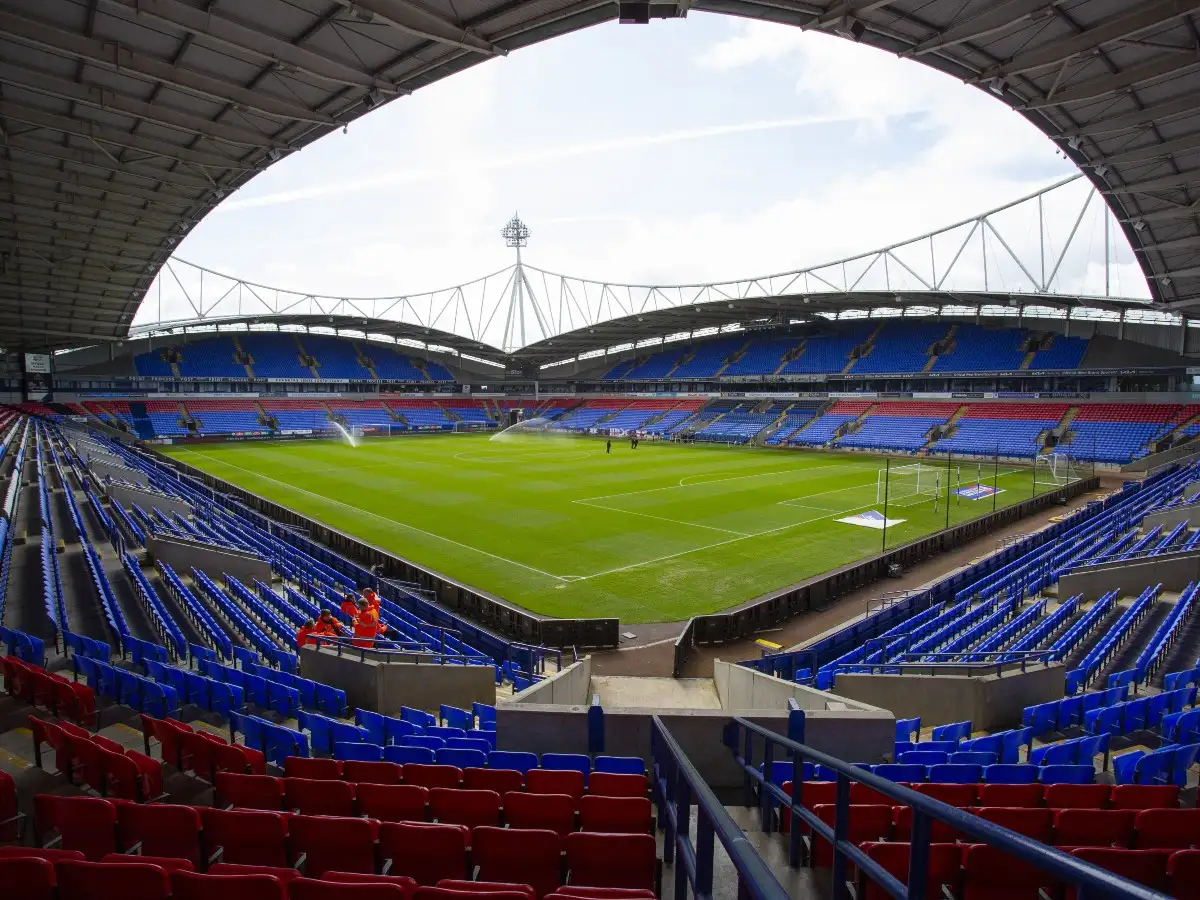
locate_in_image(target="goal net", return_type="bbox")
[878,463,953,505]
[1034,451,1082,488]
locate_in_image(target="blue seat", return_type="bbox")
[1024,702,1059,737]
[426,726,466,742]
[1001,728,1032,764]
[542,753,591,778]
[1145,693,1170,729]
[1167,685,1197,714]
[984,764,1039,784]
[594,756,645,775]
[440,705,473,730]
[399,735,445,752]
[315,683,348,717]
[927,764,982,784]
[758,761,794,787]
[387,719,421,743]
[894,741,914,759]
[1029,742,1074,767]
[209,681,243,718]
[1058,695,1085,727]
[400,706,437,728]
[335,741,384,761]
[230,711,266,752]
[141,681,179,719]
[912,741,959,754]
[1164,668,1200,691]
[931,721,971,743]
[1123,697,1150,732]
[182,672,209,707]
[874,764,926,783]
[899,751,949,766]
[958,734,1002,757]
[233,646,259,670]
[473,703,496,728]
[488,751,538,775]
[895,717,920,743]
[1164,708,1200,744]
[262,722,308,765]
[446,738,491,754]
[949,751,997,766]
[190,643,217,666]
[466,729,496,750]
[437,748,487,769]
[355,709,390,745]
[293,677,318,711]
[266,682,299,717]
[384,745,435,765]
[1074,733,1109,767]
[1040,765,1095,785]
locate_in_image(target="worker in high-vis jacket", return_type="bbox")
[352,598,380,648]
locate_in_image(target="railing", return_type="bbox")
[650,716,789,900]
[836,649,1057,678]
[724,717,1165,900]
[307,633,488,665]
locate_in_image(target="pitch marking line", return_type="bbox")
[176,448,577,584]
[572,499,749,537]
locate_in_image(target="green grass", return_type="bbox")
[162,434,1054,624]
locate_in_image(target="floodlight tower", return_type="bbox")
[499,213,547,352]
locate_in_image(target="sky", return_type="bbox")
[136,15,1152,340]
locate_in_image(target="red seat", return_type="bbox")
[170,871,287,900]
[53,680,96,726]
[414,890,529,900]
[288,814,378,877]
[61,736,105,793]
[430,788,502,830]
[1044,784,1111,810]
[99,748,163,802]
[117,803,203,865]
[0,857,55,900]
[1052,809,1135,848]
[809,804,892,868]
[29,716,72,774]
[139,717,191,771]
[438,879,534,900]
[1134,808,1200,849]
[100,853,195,873]
[344,761,403,785]
[779,781,838,833]
[464,768,524,795]
[976,784,1043,808]
[961,844,1056,900]
[200,808,290,867]
[292,878,407,900]
[546,891,655,900]
[1069,848,1170,896]
[0,847,85,864]
[974,807,1054,844]
[503,792,575,838]
[404,765,462,790]
[207,863,301,884]
[859,842,963,900]
[473,827,563,899]
[578,796,651,834]
[0,769,20,842]
[527,770,585,803]
[914,783,978,807]
[850,783,893,805]
[1110,785,1179,810]
[56,859,171,900]
[357,784,429,822]
[1168,850,1200,900]
[217,742,266,777]
[284,758,341,780]
[34,795,117,861]
[215,773,283,811]
[285,776,355,817]
[565,832,657,892]
[328,872,419,896]
[586,774,647,799]
[379,822,468,885]
[891,806,962,844]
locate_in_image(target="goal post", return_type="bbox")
[1034,451,1082,489]
[877,462,958,505]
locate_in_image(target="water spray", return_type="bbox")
[333,421,358,448]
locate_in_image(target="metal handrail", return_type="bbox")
[650,716,788,900]
[725,717,1167,900]
[307,633,488,664]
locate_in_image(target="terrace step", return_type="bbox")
[924,324,958,372]
[294,335,321,379]
[1094,598,1174,689]
[713,340,752,377]
[774,339,807,375]
[230,335,255,379]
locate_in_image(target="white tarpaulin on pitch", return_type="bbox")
[837,510,906,530]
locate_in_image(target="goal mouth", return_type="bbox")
[1034,451,1083,486]
[877,462,954,506]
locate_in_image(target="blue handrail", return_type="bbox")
[650,716,788,900]
[724,717,1166,900]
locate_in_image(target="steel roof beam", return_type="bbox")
[0,9,338,125]
[1025,53,1200,108]
[903,0,1055,57]
[0,212,171,246]
[977,0,1200,80]
[0,158,197,209]
[2,135,213,190]
[0,61,285,150]
[98,0,401,94]
[1122,200,1200,223]
[332,0,504,56]
[1066,92,1200,137]
[0,265,149,293]
[1093,130,1200,166]
[0,183,184,227]
[0,242,159,272]
[1107,170,1200,194]
[0,101,255,170]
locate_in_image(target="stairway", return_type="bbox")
[843,322,886,374]
[410,357,433,381]
[1094,597,1175,688]
[1152,607,1200,688]
[923,324,958,373]
[714,341,751,377]
[1019,333,1055,371]
[774,340,807,375]
[253,400,277,429]
[756,404,796,445]
[1060,603,1125,672]
[126,401,156,441]
[294,336,321,379]
[231,336,255,378]
[177,402,199,436]
[1160,410,1200,445]
[353,343,379,380]
[170,359,182,378]
[663,349,693,379]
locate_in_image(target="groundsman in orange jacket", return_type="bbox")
[352,599,380,648]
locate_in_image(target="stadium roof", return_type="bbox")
[5,0,1200,351]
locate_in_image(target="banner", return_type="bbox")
[837,510,905,530]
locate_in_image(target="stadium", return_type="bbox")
[4,2,1200,899]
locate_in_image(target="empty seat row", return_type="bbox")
[2,656,95,725]
[778,779,1179,811]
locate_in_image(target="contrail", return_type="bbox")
[219,113,859,213]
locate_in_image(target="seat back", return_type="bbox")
[1134,808,1200,848]
[975,807,1054,843]
[578,796,652,834]
[284,758,341,780]
[429,788,502,830]
[343,761,402,785]
[288,815,379,877]
[117,802,202,865]
[1043,784,1111,810]
[285,777,355,816]
[473,826,563,898]
[200,808,289,867]
[378,822,469,885]
[565,833,657,892]
[36,794,117,861]
[215,772,283,811]
[404,764,462,790]
[503,791,575,837]
[464,768,524,795]
[169,871,287,900]
[56,860,171,900]
[526,768,585,801]
[356,783,428,823]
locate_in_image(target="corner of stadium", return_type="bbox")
[2,3,1200,899]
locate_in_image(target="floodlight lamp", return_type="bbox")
[1094,165,1108,177]
[501,214,530,248]
[989,77,1008,95]
[834,17,866,41]
[1133,220,1146,232]
[1067,135,1082,151]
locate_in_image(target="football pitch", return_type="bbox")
[162,434,1055,624]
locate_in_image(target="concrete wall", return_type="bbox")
[299,646,496,713]
[92,459,148,487]
[713,660,885,713]
[1123,439,1200,473]
[495,704,894,793]
[104,481,190,517]
[1059,552,1200,601]
[1143,504,1200,531]
[832,663,1065,733]
[509,656,592,705]
[147,534,272,586]
[1187,482,1200,501]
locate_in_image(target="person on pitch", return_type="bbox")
[606,439,611,454]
